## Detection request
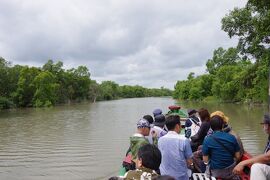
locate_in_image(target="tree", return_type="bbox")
[14,66,41,107]
[33,71,59,107]
[222,1,270,59]
[206,47,240,74]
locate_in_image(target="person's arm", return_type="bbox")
[202,138,209,164]
[184,139,193,166]
[203,155,209,165]
[186,157,193,167]
[234,151,241,162]
[233,151,270,175]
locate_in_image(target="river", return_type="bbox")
[0,97,268,179]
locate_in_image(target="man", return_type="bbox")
[233,114,270,180]
[153,108,162,117]
[122,118,152,172]
[158,115,193,180]
[202,115,241,179]
[124,144,161,179]
[185,109,201,139]
[150,114,167,140]
[130,118,151,161]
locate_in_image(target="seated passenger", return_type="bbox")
[124,144,161,179]
[191,108,211,152]
[202,115,241,179]
[208,111,244,156]
[233,114,270,180]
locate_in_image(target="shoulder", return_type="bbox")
[125,169,142,179]
[185,119,192,126]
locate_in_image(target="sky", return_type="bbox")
[0,0,247,89]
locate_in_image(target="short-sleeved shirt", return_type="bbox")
[202,131,240,169]
[158,131,193,180]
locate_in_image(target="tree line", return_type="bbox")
[0,58,172,109]
[173,0,269,103]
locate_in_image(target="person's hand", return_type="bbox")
[233,162,244,175]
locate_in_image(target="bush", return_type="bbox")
[0,96,13,109]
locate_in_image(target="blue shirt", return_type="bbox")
[158,131,193,180]
[202,131,240,169]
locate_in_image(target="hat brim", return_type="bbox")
[223,116,229,123]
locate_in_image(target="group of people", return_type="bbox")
[110,107,270,180]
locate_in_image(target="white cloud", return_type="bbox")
[0,0,247,89]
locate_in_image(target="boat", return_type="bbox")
[118,105,252,179]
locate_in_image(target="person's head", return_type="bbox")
[136,144,162,171]
[154,114,166,128]
[210,115,224,131]
[153,108,162,117]
[188,109,197,117]
[165,115,181,133]
[210,111,229,125]
[143,115,154,125]
[152,175,175,180]
[137,118,151,136]
[260,114,270,134]
[198,108,210,122]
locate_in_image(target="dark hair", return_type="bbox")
[210,115,224,131]
[137,144,161,171]
[143,115,154,124]
[165,115,180,130]
[198,108,210,122]
[108,177,120,180]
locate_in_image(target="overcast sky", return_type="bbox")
[0,0,247,89]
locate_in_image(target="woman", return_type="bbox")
[190,108,211,152]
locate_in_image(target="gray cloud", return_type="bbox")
[0,0,246,89]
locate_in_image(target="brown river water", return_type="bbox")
[0,97,268,179]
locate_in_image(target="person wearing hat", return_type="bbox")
[184,109,201,139]
[129,118,152,161]
[233,114,270,180]
[122,118,152,172]
[208,111,244,156]
[202,115,241,179]
[149,114,167,141]
[153,108,162,117]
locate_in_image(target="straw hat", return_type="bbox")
[210,111,229,123]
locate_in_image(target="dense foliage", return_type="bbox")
[0,59,172,109]
[174,0,269,103]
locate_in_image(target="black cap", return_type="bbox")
[188,109,197,116]
[154,114,165,127]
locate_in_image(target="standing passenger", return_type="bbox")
[158,115,193,180]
